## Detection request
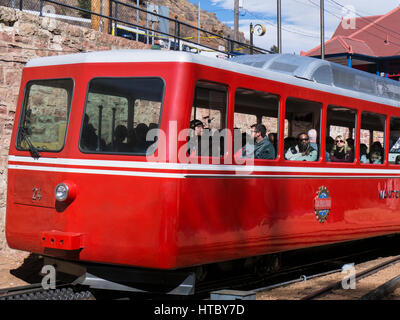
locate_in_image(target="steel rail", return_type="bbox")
[194,249,383,297]
[301,255,400,300]
[0,283,44,296]
[361,274,400,300]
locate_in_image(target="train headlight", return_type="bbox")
[55,183,69,201]
[55,182,76,202]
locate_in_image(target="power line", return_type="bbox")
[327,0,400,40]
[206,0,400,52]
[308,0,400,50]
[294,0,400,48]
[242,8,320,39]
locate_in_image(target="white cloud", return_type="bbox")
[217,0,400,54]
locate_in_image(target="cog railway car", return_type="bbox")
[6,50,400,294]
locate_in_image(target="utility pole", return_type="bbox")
[234,0,239,42]
[136,0,139,41]
[198,1,201,44]
[277,0,282,54]
[250,23,254,55]
[320,0,325,59]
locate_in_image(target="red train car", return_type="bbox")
[6,50,400,294]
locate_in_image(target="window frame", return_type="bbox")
[325,104,357,164]
[15,77,74,153]
[78,76,166,156]
[188,80,229,160]
[389,116,400,165]
[359,111,386,165]
[283,96,323,163]
[233,86,281,161]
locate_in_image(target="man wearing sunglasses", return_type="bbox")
[285,132,318,161]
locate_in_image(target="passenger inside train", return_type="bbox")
[112,125,129,152]
[360,144,369,163]
[285,132,318,161]
[241,124,275,160]
[187,119,205,156]
[370,151,383,164]
[329,135,354,163]
[308,129,319,156]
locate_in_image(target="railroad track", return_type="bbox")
[2,236,400,300]
[192,247,390,299]
[301,255,400,300]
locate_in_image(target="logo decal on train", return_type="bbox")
[314,186,331,223]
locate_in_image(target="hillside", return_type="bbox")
[56,0,248,50]
[150,0,246,42]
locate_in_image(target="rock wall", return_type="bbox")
[0,5,150,260]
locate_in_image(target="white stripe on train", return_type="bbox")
[8,155,400,177]
[7,164,400,179]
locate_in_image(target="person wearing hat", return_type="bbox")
[190,119,204,136]
[188,119,205,156]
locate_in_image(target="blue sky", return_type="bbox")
[187,0,400,54]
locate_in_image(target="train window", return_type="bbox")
[326,105,356,163]
[284,97,321,162]
[189,81,227,157]
[389,117,400,164]
[80,77,164,155]
[233,88,279,160]
[360,112,386,164]
[16,78,73,153]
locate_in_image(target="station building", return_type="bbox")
[302,6,400,81]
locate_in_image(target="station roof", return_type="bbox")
[302,6,400,60]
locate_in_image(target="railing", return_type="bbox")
[3,0,271,57]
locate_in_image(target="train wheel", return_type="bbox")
[254,254,281,276]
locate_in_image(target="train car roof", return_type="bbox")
[25,49,400,108]
[231,54,400,106]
